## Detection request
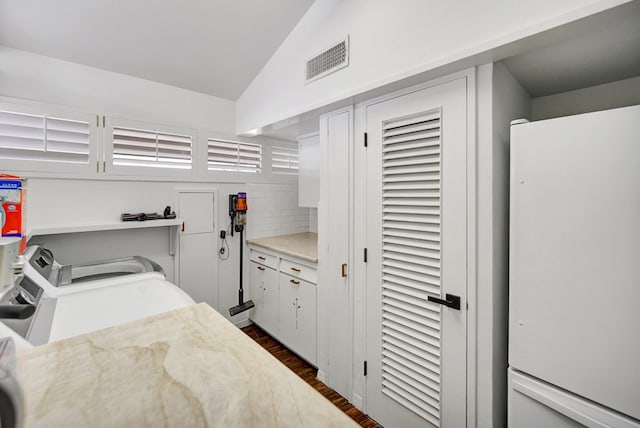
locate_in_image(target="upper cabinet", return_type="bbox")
[297,132,320,208]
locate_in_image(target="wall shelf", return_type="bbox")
[27,219,183,255]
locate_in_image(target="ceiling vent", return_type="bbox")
[305,37,349,83]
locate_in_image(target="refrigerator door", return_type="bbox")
[509,369,640,428]
[509,105,640,421]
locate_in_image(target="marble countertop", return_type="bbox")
[17,303,357,427]
[247,232,318,263]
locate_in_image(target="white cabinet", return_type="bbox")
[298,132,320,208]
[248,247,317,365]
[179,192,214,234]
[248,259,278,335]
[317,107,352,398]
[279,272,317,364]
[178,191,217,308]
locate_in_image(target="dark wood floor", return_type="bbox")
[241,323,381,428]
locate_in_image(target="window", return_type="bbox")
[112,126,192,169]
[0,110,90,164]
[208,138,262,173]
[271,145,299,174]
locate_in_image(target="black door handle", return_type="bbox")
[427,293,461,310]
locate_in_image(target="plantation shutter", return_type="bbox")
[380,108,443,425]
[272,145,299,174]
[208,139,261,172]
[112,127,192,169]
[0,110,90,163]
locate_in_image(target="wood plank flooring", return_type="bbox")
[241,323,381,428]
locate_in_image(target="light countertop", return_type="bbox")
[17,303,357,427]
[247,232,318,263]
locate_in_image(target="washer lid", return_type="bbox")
[48,279,195,342]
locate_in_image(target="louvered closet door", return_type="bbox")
[364,77,467,428]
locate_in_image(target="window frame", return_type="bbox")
[206,137,263,174]
[0,99,99,175]
[271,142,300,175]
[104,117,196,178]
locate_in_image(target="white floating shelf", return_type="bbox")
[27,219,184,255]
[28,219,183,238]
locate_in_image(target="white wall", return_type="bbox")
[476,62,531,428]
[236,0,628,133]
[308,208,318,233]
[0,46,235,132]
[532,75,640,120]
[1,47,311,325]
[24,178,309,324]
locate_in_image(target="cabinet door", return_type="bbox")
[261,266,279,335]
[179,192,214,234]
[178,190,216,308]
[295,278,317,364]
[319,107,352,398]
[279,273,297,347]
[279,273,317,364]
[248,261,265,325]
[298,132,320,207]
[249,261,278,335]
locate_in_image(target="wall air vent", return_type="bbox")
[305,37,349,83]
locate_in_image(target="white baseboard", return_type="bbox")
[351,393,364,411]
[233,318,253,328]
[317,370,327,383]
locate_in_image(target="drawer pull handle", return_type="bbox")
[290,267,301,273]
[258,256,266,260]
[341,263,347,278]
[257,266,265,271]
[290,279,300,285]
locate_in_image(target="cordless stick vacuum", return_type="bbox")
[228,192,255,316]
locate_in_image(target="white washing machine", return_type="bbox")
[21,245,168,296]
[1,246,194,347]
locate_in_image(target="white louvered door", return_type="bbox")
[364,77,467,428]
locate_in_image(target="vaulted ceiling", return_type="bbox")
[0,0,315,100]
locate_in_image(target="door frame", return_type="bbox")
[352,68,477,425]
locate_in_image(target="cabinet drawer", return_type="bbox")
[250,249,277,269]
[280,258,317,284]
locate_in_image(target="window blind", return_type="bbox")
[208,138,262,173]
[272,145,299,174]
[0,110,90,163]
[112,126,192,169]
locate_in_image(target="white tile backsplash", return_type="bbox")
[309,208,318,233]
[246,182,311,239]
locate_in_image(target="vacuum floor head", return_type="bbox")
[229,300,255,317]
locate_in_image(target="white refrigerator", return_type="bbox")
[508,105,640,428]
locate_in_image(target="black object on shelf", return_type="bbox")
[163,206,176,219]
[121,212,159,221]
[121,206,176,222]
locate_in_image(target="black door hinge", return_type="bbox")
[364,248,368,263]
[364,132,368,147]
[364,361,368,376]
